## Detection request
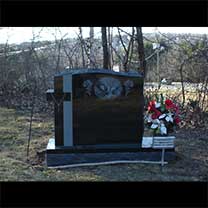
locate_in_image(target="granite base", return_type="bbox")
[46,138,176,167]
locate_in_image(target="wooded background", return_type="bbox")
[0,27,207,124]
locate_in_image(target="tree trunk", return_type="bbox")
[55,39,62,73]
[108,27,112,69]
[157,49,161,89]
[89,27,94,68]
[79,27,86,68]
[101,27,110,69]
[179,61,185,107]
[136,27,146,76]
[128,27,135,70]
[123,27,135,72]
[26,83,37,160]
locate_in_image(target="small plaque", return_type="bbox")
[47,138,55,150]
[142,137,153,148]
[152,136,175,149]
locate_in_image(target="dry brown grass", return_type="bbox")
[0,102,207,181]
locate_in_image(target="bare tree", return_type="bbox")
[76,28,97,68]
[101,27,110,69]
[62,39,78,68]
[136,27,146,76]
[128,27,136,70]
[108,27,114,69]
[89,27,95,68]
[117,27,135,71]
[79,27,86,67]
[156,31,208,107]
[26,81,37,160]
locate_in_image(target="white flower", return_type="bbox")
[159,114,166,119]
[165,115,173,122]
[144,114,153,123]
[155,102,161,108]
[147,115,153,123]
[151,123,158,129]
[160,123,167,135]
[152,119,160,124]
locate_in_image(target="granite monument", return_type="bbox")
[46,68,175,167]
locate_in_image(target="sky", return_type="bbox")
[0,27,208,44]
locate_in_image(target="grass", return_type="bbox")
[144,84,208,111]
[0,106,207,181]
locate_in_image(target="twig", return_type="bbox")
[48,160,168,169]
[26,86,36,161]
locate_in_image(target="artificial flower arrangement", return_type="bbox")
[144,94,181,136]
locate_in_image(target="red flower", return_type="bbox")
[165,99,176,110]
[151,110,162,119]
[174,117,180,124]
[151,113,158,119]
[165,99,173,106]
[148,100,156,112]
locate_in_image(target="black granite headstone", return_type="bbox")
[47,68,144,149]
[73,71,144,145]
[45,69,176,167]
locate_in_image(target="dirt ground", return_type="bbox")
[0,107,207,181]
